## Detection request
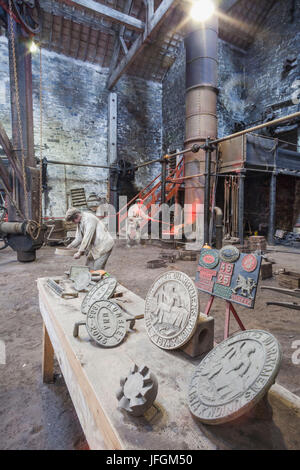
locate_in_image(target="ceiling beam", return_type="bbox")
[108,0,180,90]
[59,0,145,32]
[40,0,117,36]
[109,0,134,74]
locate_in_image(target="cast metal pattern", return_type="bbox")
[86,300,126,347]
[199,249,220,269]
[232,274,257,299]
[73,270,92,291]
[81,276,117,314]
[242,254,258,273]
[116,364,158,417]
[188,329,282,424]
[219,245,240,263]
[144,271,199,350]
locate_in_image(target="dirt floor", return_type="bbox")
[0,241,300,450]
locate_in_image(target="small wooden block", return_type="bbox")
[180,313,214,358]
[112,292,123,298]
[260,262,273,280]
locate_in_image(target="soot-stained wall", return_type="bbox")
[162,38,246,152]
[161,3,300,236]
[244,0,300,126]
[0,36,162,217]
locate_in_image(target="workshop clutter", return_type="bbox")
[43,243,282,427]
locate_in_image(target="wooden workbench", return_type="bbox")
[37,277,300,450]
[37,277,216,450]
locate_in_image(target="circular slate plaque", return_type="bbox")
[86,300,127,347]
[219,245,240,263]
[199,249,219,269]
[144,271,199,350]
[242,254,258,273]
[188,329,282,424]
[81,276,117,314]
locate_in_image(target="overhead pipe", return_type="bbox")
[214,206,223,249]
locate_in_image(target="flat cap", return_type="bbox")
[65,207,81,221]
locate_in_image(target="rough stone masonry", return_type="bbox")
[0,35,162,217]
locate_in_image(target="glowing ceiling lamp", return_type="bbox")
[29,40,38,54]
[190,0,216,22]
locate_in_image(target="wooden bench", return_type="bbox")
[37,277,216,450]
[37,277,300,450]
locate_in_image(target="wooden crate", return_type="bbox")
[260,262,273,280]
[278,271,300,289]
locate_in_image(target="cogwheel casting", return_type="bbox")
[116,364,158,417]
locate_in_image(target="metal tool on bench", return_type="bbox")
[262,285,300,310]
[261,286,300,298]
[266,301,300,311]
[46,279,78,299]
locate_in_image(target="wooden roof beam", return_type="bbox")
[41,0,117,36]
[108,0,180,90]
[59,0,145,32]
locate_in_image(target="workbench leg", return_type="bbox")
[42,323,54,383]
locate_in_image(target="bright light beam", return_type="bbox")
[190,0,216,22]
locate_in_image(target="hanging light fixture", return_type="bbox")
[29,40,38,54]
[190,0,216,22]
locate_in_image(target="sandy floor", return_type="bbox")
[0,241,300,449]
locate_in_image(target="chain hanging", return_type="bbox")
[38,44,43,226]
[8,0,29,219]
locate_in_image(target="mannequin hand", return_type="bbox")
[73,252,81,259]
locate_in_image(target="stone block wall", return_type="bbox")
[244,0,300,125]
[0,36,162,217]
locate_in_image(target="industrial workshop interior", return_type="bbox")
[0,0,300,454]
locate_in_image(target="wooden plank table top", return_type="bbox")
[37,276,216,450]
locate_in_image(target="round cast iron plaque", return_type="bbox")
[199,249,219,269]
[81,276,117,314]
[242,254,258,273]
[188,329,281,424]
[144,271,199,350]
[219,245,240,263]
[86,300,127,347]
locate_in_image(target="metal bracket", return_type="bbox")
[73,321,86,338]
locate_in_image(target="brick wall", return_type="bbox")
[0,36,162,217]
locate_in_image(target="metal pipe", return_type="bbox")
[204,143,212,244]
[0,221,24,234]
[238,172,245,244]
[268,171,277,245]
[210,111,300,146]
[161,159,167,205]
[184,16,218,233]
[134,145,199,170]
[214,206,223,249]
[41,159,110,170]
